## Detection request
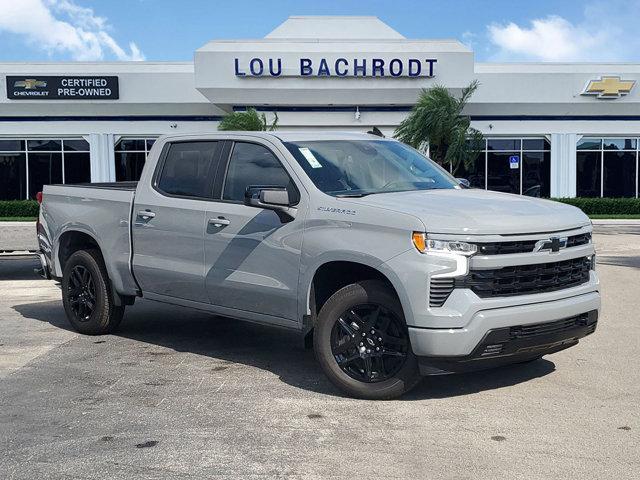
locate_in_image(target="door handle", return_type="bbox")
[137,210,156,220]
[209,217,230,228]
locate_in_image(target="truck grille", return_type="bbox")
[476,233,591,255]
[456,256,591,298]
[565,233,592,248]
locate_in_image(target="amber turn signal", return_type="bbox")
[412,232,426,253]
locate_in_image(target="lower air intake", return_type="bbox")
[429,278,455,307]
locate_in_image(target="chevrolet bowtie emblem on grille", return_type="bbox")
[14,79,47,89]
[582,76,635,98]
[534,237,568,253]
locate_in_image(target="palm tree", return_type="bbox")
[394,80,483,175]
[218,108,278,131]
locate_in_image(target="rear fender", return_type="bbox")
[54,224,136,297]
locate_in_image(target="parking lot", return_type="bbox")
[1,224,639,479]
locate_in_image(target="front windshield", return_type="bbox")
[283,140,458,197]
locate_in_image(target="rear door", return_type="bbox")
[132,140,222,303]
[203,139,305,324]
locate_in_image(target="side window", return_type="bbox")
[157,142,218,198]
[223,142,299,203]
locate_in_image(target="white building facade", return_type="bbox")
[1,16,640,200]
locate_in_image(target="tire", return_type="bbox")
[61,249,124,335]
[314,280,421,400]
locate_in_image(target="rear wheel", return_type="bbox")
[62,249,124,335]
[314,280,421,399]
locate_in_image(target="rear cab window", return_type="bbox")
[156,141,220,199]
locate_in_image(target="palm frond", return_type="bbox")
[218,108,278,131]
[394,81,483,170]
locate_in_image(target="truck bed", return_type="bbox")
[41,183,139,295]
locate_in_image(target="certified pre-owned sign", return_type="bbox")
[6,76,119,100]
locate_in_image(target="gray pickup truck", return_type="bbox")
[37,132,600,399]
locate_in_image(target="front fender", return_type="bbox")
[297,248,415,327]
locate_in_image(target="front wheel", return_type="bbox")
[314,280,421,399]
[62,249,124,335]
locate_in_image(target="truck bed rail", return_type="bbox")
[48,182,138,191]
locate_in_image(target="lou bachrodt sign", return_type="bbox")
[6,76,119,100]
[234,57,437,77]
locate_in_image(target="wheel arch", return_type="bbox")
[55,228,134,306]
[303,257,413,329]
[57,229,103,274]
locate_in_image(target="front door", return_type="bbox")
[132,141,221,303]
[204,140,304,323]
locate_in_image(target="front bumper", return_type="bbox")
[408,290,600,370]
[416,309,598,375]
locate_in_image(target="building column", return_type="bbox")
[86,133,116,182]
[550,133,579,198]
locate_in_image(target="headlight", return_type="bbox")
[412,232,477,256]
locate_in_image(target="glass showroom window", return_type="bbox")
[114,138,156,181]
[0,140,27,201]
[447,138,550,196]
[0,138,90,200]
[451,143,486,189]
[577,138,638,198]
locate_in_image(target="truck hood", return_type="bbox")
[346,189,590,235]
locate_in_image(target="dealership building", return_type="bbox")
[1,16,640,200]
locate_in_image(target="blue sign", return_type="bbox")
[234,57,437,78]
[509,155,520,169]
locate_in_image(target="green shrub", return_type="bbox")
[552,197,640,215]
[0,200,40,218]
[2,197,638,218]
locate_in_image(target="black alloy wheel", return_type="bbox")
[313,280,421,399]
[331,304,409,383]
[62,249,125,335]
[67,265,97,322]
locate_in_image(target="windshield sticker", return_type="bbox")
[299,147,323,169]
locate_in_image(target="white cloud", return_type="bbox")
[488,16,597,61]
[0,0,145,61]
[486,1,640,62]
[461,31,478,51]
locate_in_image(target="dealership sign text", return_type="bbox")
[6,76,119,100]
[234,58,437,78]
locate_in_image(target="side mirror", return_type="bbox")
[260,188,290,206]
[456,178,471,188]
[244,186,296,220]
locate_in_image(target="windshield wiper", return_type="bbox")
[335,192,372,198]
[336,187,443,198]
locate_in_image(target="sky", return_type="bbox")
[0,0,638,63]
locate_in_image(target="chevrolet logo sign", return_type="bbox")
[534,237,568,253]
[14,79,47,89]
[583,76,635,98]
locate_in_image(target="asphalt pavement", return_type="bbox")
[0,225,639,479]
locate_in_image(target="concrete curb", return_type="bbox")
[591,219,640,225]
[0,222,36,227]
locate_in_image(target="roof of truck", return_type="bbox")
[155,131,392,144]
[270,131,389,142]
